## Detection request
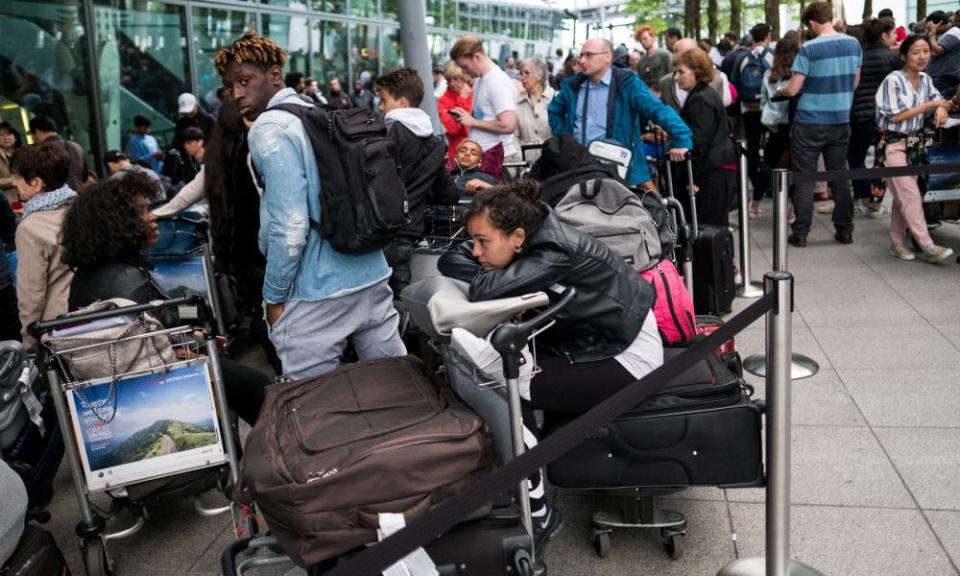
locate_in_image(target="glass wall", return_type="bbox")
[382,27,403,73]
[310,19,348,89]
[0,1,94,159]
[349,23,379,91]
[262,12,310,77]
[93,0,190,152]
[192,6,257,113]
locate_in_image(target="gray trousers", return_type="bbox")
[268,278,407,380]
[790,122,855,236]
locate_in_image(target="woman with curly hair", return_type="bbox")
[61,172,269,424]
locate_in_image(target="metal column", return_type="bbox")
[715,273,825,576]
[397,0,442,133]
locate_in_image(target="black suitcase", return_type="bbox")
[692,224,736,315]
[1,525,71,576]
[545,350,762,490]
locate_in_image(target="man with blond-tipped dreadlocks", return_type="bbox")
[215,32,406,380]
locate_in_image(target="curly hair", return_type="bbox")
[214,31,287,76]
[375,68,425,107]
[60,172,155,270]
[464,180,546,239]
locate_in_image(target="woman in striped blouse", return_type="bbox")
[875,35,955,263]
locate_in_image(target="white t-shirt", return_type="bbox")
[614,311,664,380]
[469,64,518,156]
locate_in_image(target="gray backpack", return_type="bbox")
[554,178,662,272]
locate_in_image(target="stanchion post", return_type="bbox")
[773,169,790,273]
[716,273,825,576]
[738,141,763,298]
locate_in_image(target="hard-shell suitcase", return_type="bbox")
[240,355,497,568]
[0,525,71,576]
[545,350,762,490]
[692,224,736,315]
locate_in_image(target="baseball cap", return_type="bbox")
[103,150,128,166]
[177,93,198,114]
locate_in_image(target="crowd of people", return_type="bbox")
[2,1,960,564]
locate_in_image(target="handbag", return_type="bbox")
[41,298,176,387]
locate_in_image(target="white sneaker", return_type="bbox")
[889,243,915,261]
[920,244,955,263]
[868,206,891,219]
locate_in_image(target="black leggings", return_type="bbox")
[527,350,636,414]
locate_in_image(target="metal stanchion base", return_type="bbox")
[716,557,826,576]
[738,281,765,299]
[742,353,820,380]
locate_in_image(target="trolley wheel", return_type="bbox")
[660,529,684,560]
[592,531,611,558]
[517,557,534,576]
[83,536,113,576]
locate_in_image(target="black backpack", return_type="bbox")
[270,103,410,254]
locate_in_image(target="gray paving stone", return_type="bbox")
[927,510,960,570]
[840,369,960,428]
[736,324,834,372]
[549,493,735,575]
[810,325,960,369]
[876,428,960,510]
[795,289,927,327]
[744,369,865,427]
[938,323,960,351]
[726,426,914,508]
[729,503,958,576]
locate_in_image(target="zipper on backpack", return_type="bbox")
[657,263,686,341]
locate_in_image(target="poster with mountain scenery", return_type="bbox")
[67,362,226,492]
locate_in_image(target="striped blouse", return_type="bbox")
[875,70,943,134]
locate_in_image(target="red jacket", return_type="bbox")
[437,87,472,163]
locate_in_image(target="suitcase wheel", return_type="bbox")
[592,530,611,558]
[660,528,685,560]
[83,536,113,576]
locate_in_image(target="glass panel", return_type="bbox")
[271,0,344,11]
[262,12,310,78]
[381,0,397,21]
[310,19,348,90]
[0,1,95,162]
[426,0,443,27]
[349,23,379,93]
[349,0,378,18]
[381,27,402,73]
[192,6,256,113]
[93,1,190,154]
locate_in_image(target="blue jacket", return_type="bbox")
[548,67,693,185]
[248,88,390,304]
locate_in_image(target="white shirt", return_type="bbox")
[614,311,664,380]
[469,64,518,156]
[876,70,943,134]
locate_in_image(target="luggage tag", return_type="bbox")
[19,365,45,436]
[377,512,439,576]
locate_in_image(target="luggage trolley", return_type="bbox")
[145,212,231,339]
[28,296,248,576]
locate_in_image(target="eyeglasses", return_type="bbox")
[578,51,609,59]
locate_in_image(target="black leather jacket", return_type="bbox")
[438,206,654,363]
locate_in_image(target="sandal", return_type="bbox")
[749,201,762,218]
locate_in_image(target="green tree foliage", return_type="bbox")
[625,0,685,35]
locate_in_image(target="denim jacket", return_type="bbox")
[248,88,390,304]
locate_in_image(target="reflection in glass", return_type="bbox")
[310,20,347,88]
[349,0,378,19]
[192,7,256,113]
[349,23,379,92]
[0,2,93,158]
[93,1,191,152]
[381,27,403,73]
[262,13,310,77]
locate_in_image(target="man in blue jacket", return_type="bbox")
[548,38,693,189]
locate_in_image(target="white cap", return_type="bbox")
[177,93,198,114]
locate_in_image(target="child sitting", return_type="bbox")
[452,139,499,199]
[10,143,76,349]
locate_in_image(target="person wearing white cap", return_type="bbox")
[173,92,215,152]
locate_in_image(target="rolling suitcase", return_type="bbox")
[544,349,762,490]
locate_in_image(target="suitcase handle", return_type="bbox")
[357,494,433,529]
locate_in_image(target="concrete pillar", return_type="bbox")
[397,0,441,133]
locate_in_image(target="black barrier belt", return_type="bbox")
[738,144,773,176]
[324,291,777,576]
[792,161,960,185]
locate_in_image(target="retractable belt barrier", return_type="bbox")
[324,291,778,576]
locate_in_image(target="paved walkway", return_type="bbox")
[42,199,960,575]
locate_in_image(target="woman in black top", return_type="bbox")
[60,172,269,425]
[849,17,901,216]
[673,48,738,226]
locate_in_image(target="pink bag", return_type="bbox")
[640,259,697,345]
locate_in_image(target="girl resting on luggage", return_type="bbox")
[438,179,663,549]
[59,171,270,426]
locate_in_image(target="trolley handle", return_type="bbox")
[490,287,577,355]
[221,537,253,576]
[28,295,205,337]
